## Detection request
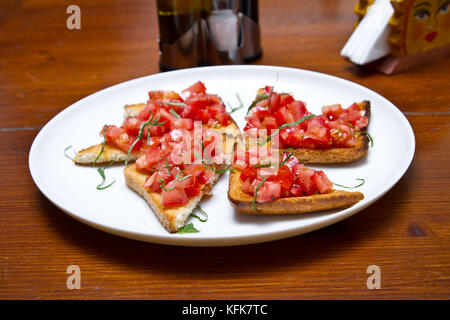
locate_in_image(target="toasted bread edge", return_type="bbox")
[228,169,364,215]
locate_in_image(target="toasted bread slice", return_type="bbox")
[288,100,371,164]
[228,169,364,214]
[124,164,220,232]
[74,102,241,165]
[124,133,237,232]
[74,143,137,165]
[250,89,371,163]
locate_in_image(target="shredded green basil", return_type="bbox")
[253,163,272,168]
[246,95,268,115]
[64,145,74,161]
[96,159,116,190]
[332,178,365,189]
[125,111,166,165]
[93,125,107,165]
[178,223,199,234]
[227,94,244,113]
[214,168,234,174]
[166,102,186,107]
[252,176,268,214]
[164,156,171,174]
[189,206,208,222]
[159,178,175,192]
[169,108,181,119]
[259,114,315,146]
[279,149,294,166]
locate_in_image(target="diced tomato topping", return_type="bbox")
[103,125,135,153]
[135,145,163,172]
[286,101,307,121]
[182,81,207,99]
[279,94,295,106]
[276,165,294,190]
[172,118,193,130]
[256,181,281,202]
[244,88,368,149]
[263,116,278,130]
[238,153,333,202]
[162,188,188,207]
[314,171,333,194]
[240,166,257,181]
[322,104,342,120]
[97,81,236,208]
[268,92,281,112]
[296,167,317,196]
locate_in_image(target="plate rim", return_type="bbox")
[29,65,416,247]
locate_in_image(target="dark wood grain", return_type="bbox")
[0,0,449,299]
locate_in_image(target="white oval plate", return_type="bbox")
[29,66,415,246]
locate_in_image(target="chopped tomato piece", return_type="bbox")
[268,92,281,112]
[172,118,193,130]
[182,81,207,99]
[275,165,294,190]
[279,94,295,106]
[322,104,343,121]
[162,188,188,207]
[314,171,333,194]
[296,168,317,195]
[256,181,281,202]
[243,87,368,149]
[286,101,307,121]
[240,166,257,181]
[263,116,278,130]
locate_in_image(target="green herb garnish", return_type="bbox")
[93,125,107,165]
[159,178,175,192]
[166,102,186,107]
[125,111,166,165]
[253,163,272,168]
[227,94,244,113]
[194,148,232,174]
[332,178,365,189]
[259,114,315,146]
[169,108,181,119]
[189,206,208,222]
[252,176,268,214]
[64,145,74,161]
[178,223,199,234]
[246,95,268,114]
[279,149,294,166]
[177,173,192,181]
[96,159,116,190]
[164,156,171,174]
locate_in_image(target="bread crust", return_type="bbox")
[124,164,220,233]
[250,90,371,163]
[123,135,236,232]
[228,169,364,215]
[74,143,138,165]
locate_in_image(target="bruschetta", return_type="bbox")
[74,81,240,165]
[228,150,364,214]
[244,87,371,163]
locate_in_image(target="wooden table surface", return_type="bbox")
[0,0,449,300]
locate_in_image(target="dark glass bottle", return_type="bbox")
[156,0,261,70]
[157,0,210,44]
